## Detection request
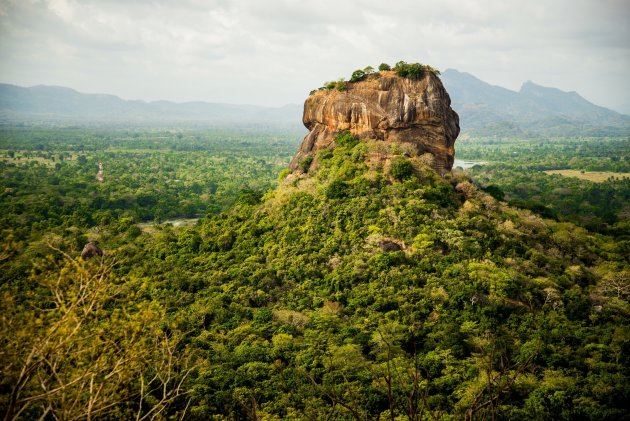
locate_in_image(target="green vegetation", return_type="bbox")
[394,61,441,79]
[0,127,301,242]
[456,136,630,236]
[311,61,442,95]
[350,69,367,82]
[333,130,360,148]
[320,78,347,92]
[1,126,628,419]
[389,156,414,181]
[298,155,313,173]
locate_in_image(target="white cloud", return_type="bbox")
[0,0,628,109]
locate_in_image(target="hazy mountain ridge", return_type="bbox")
[2,73,629,135]
[441,69,630,136]
[0,83,303,127]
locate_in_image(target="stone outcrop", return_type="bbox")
[81,241,103,259]
[289,70,460,173]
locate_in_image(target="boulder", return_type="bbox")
[81,241,103,259]
[289,70,459,174]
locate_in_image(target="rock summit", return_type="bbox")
[289,70,460,174]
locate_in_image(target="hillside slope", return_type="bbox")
[147,135,628,419]
[2,66,628,420]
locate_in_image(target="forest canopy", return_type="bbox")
[0,126,628,419]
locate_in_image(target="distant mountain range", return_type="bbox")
[440,69,630,136]
[0,84,303,128]
[1,72,629,135]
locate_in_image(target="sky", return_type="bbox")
[0,0,628,112]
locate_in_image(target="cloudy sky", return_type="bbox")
[0,0,628,111]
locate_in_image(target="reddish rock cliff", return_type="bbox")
[289,70,459,173]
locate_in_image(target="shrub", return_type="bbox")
[322,79,347,91]
[378,63,391,71]
[325,179,349,199]
[334,131,359,148]
[394,60,407,71]
[395,61,424,80]
[335,78,347,91]
[317,148,334,161]
[363,66,375,75]
[236,189,264,205]
[277,168,290,181]
[299,156,313,173]
[481,184,505,201]
[253,307,273,324]
[405,63,424,80]
[389,157,414,181]
[350,69,366,82]
[393,60,440,79]
[424,65,441,76]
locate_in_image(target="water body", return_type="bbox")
[161,218,199,227]
[453,159,486,170]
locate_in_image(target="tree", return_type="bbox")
[351,69,367,82]
[334,131,360,148]
[598,271,630,300]
[326,179,349,199]
[389,157,414,181]
[394,61,426,80]
[336,78,347,91]
[0,246,195,420]
[378,63,391,71]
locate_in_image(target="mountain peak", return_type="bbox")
[440,70,629,135]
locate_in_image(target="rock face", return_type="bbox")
[81,241,103,260]
[289,70,460,173]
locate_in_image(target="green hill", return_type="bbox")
[152,136,627,419]
[1,104,628,419]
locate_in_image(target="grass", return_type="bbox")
[544,169,630,183]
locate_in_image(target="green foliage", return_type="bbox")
[0,127,299,239]
[350,69,367,82]
[321,78,347,92]
[314,62,440,92]
[236,189,264,206]
[298,155,313,173]
[481,184,505,200]
[389,157,414,181]
[394,61,424,79]
[425,65,441,76]
[325,179,349,199]
[393,60,441,79]
[1,126,628,420]
[0,253,194,419]
[458,136,630,235]
[334,130,360,148]
[277,168,290,181]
